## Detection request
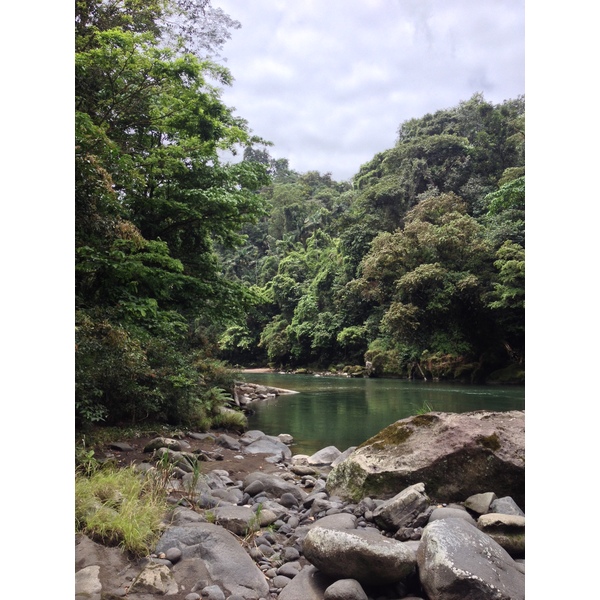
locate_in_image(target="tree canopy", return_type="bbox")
[219,94,525,382]
[75,0,270,426]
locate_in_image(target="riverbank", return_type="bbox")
[76,415,525,600]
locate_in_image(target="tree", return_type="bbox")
[356,193,500,376]
[75,0,270,425]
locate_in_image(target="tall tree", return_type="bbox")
[75,0,270,425]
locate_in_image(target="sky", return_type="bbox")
[214,0,525,181]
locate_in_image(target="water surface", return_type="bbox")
[243,373,524,455]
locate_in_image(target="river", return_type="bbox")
[242,373,525,455]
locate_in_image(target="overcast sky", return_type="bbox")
[214,0,524,181]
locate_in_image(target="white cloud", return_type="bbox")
[215,0,524,180]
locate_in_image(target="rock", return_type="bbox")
[417,517,525,600]
[154,447,199,472]
[331,446,357,467]
[278,565,334,600]
[244,480,265,496]
[291,454,310,465]
[212,506,258,536]
[477,513,525,558]
[188,432,216,441]
[310,512,357,530]
[130,563,178,595]
[428,506,476,525]
[215,434,241,451]
[210,488,244,504]
[239,430,267,445]
[283,546,301,562]
[244,436,293,460]
[165,547,182,563]
[273,575,292,588]
[290,464,319,476]
[326,411,525,507]
[143,437,183,452]
[75,534,140,596]
[303,526,416,585]
[308,445,342,466]
[155,523,270,598]
[490,496,525,516]
[75,565,102,600]
[108,442,134,452]
[243,472,306,503]
[324,578,368,600]
[202,584,226,600]
[278,562,301,578]
[280,492,299,507]
[372,482,430,532]
[464,491,497,514]
[278,433,294,445]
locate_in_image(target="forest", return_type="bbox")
[75,0,524,429]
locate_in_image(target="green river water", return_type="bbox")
[243,373,525,455]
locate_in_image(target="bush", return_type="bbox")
[76,309,241,428]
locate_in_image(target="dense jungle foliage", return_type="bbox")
[219,96,525,383]
[75,0,524,429]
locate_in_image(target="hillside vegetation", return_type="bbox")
[220,94,524,383]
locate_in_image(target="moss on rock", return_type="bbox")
[476,433,501,451]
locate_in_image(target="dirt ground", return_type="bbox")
[92,430,285,482]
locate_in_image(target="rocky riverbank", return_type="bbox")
[76,411,525,600]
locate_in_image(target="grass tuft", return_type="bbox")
[75,465,169,556]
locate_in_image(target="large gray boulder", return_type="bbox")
[303,526,416,585]
[326,411,525,507]
[155,523,269,599]
[417,517,525,600]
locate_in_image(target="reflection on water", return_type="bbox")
[244,373,525,455]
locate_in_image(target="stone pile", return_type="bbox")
[233,383,299,408]
[76,412,525,600]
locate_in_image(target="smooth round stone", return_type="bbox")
[245,480,265,496]
[277,563,300,578]
[165,547,182,563]
[273,575,292,588]
[280,492,299,508]
[202,585,225,600]
[283,546,301,562]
